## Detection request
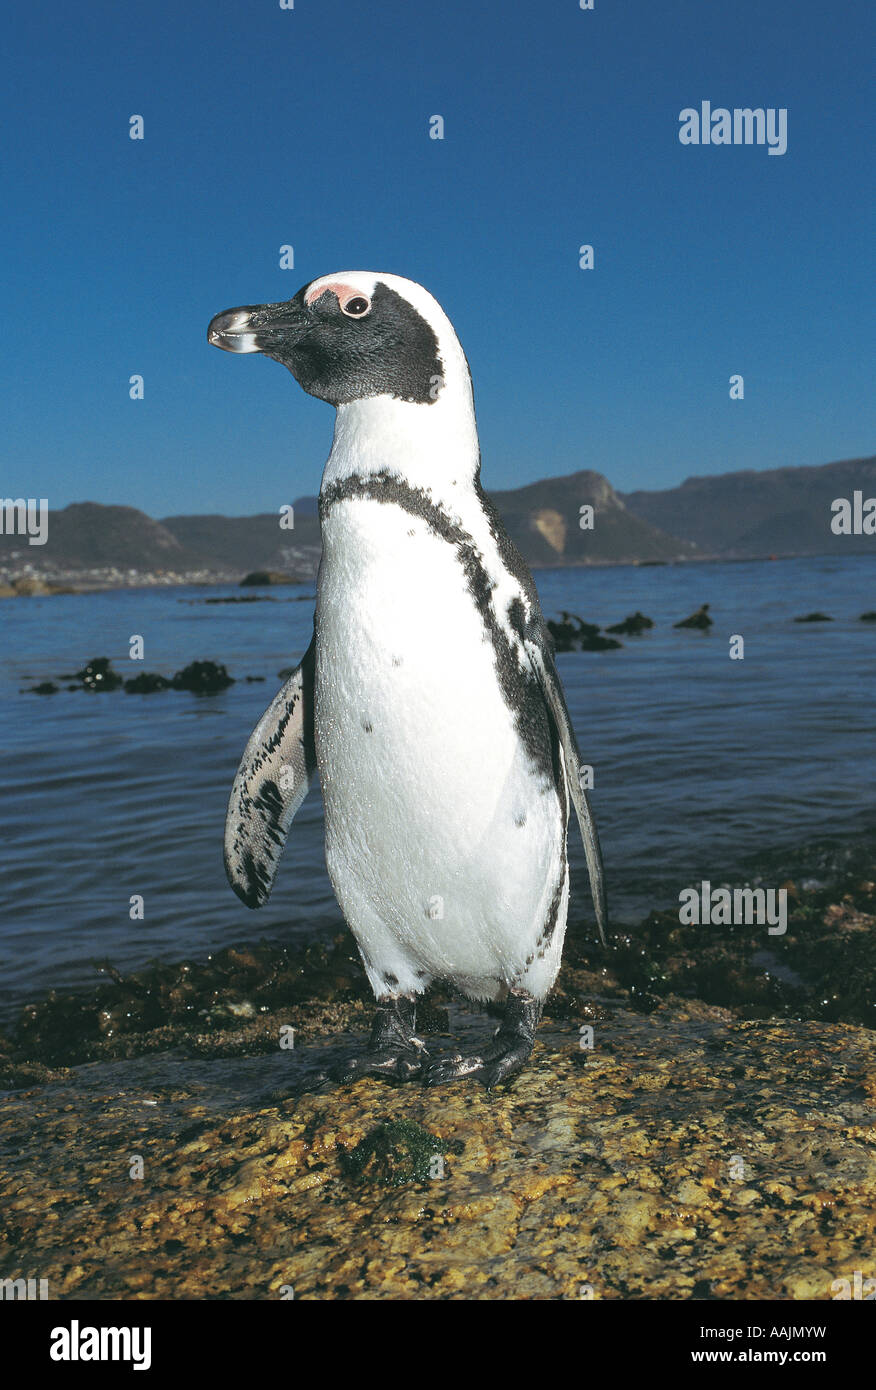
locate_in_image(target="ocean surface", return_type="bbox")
[2,555,875,1022]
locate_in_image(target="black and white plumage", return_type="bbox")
[209,272,606,1087]
[223,635,315,908]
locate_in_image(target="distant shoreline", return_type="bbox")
[3,548,876,598]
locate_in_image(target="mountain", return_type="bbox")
[4,453,873,584]
[161,511,321,575]
[0,502,187,570]
[622,455,876,557]
[0,501,322,580]
[0,475,689,581]
[490,470,694,565]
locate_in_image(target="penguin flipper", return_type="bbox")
[522,630,608,945]
[223,634,316,908]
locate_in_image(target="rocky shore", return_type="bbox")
[0,569,240,596]
[0,566,311,596]
[1,861,875,1300]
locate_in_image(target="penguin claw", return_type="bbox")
[330,1047,427,1084]
[423,1043,533,1090]
[423,992,541,1088]
[326,997,429,1083]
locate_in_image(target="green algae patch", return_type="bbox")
[344,1120,448,1188]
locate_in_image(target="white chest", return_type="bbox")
[314,496,522,809]
[311,493,566,997]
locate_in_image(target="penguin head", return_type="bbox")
[209,272,464,409]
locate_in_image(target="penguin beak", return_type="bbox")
[208,302,309,355]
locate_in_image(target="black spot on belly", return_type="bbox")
[363,721,373,733]
[391,656,403,667]
[382,972,398,988]
[515,813,527,827]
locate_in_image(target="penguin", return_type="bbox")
[208,272,606,1087]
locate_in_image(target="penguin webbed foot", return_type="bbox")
[331,1047,425,1083]
[424,991,543,1090]
[331,996,428,1084]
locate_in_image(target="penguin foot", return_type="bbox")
[424,990,543,1089]
[331,996,429,1084]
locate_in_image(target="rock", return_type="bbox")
[2,1007,874,1299]
[0,584,17,598]
[606,611,654,635]
[171,661,234,693]
[4,871,876,1298]
[546,620,577,652]
[28,682,59,695]
[74,658,123,691]
[240,571,303,587]
[674,604,712,630]
[245,675,266,682]
[860,612,876,622]
[204,595,275,604]
[12,576,54,596]
[9,937,370,1067]
[559,610,600,638]
[124,673,171,694]
[794,612,833,623]
[547,613,619,652]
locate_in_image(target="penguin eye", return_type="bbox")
[341,295,371,318]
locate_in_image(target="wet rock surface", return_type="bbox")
[674,604,713,630]
[171,660,234,693]
[1,869,875,1299]
[124,672,172,694]
[73,657,124,691]
[30,657,239,695]
[0,1008,873,1300]
[605,611,655,636]
[1,577,78,598]
[204,594,275,604]
[546,613,623,652]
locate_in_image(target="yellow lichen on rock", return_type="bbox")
[2,1007,876,1299]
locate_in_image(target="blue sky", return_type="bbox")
[3,0,873,516]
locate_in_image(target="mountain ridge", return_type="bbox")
[1,453,872,582]
[622,454,876,557]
